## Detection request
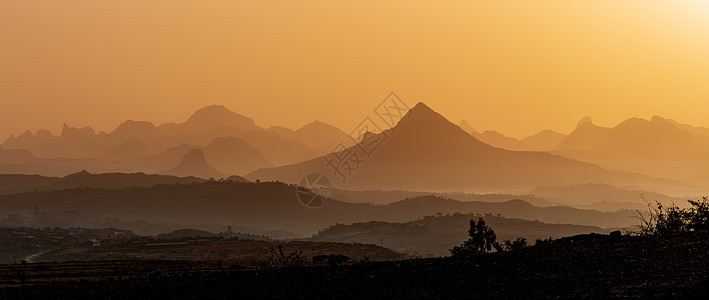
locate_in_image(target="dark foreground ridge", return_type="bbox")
[1,232,708,298]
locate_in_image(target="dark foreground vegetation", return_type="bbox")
[1,231,708,299]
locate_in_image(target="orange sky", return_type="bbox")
[2,1,709,140]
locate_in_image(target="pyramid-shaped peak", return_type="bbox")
[391,102,461,131]
[382,101,490,150]
[397,102,445,122]
[410,102,435,114]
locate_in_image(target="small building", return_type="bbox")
[90,239,101,247]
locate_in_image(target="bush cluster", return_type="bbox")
[636,197,709,235]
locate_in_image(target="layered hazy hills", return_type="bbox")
[0,105,349,177]
[248,102,674,193]
[529,183,682,212]
[123,136,273,177]
[459,121,567,152]
[552,116,709,183]
[555,116,703,154]
[3,102,708,190]
[0,181,636,235]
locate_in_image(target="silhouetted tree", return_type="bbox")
[503,237,528,251]
[450,218,497,257]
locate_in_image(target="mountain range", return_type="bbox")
[552,116,709,183]
[248,103,677,193]
[2,102,708,197]
[0,105,350,177]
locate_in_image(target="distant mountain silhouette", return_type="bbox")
[667,118,709,137]
[459,120,526,150]
[556,116,698,154]
[105,120,162,152]
[471,130,528,151]
[270,121,353,154]
[529,183,681,209]
[3,126,105,158]
[520,130,567,151]
[553,116,709,182]
[126,137,272,175]
[60,123,97,140]
[163,149,225,179]
[0,105,321,172]
[195,126,316,166]
[459,120,566,151]
[248,103,673,192]
[179,105,262,133]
